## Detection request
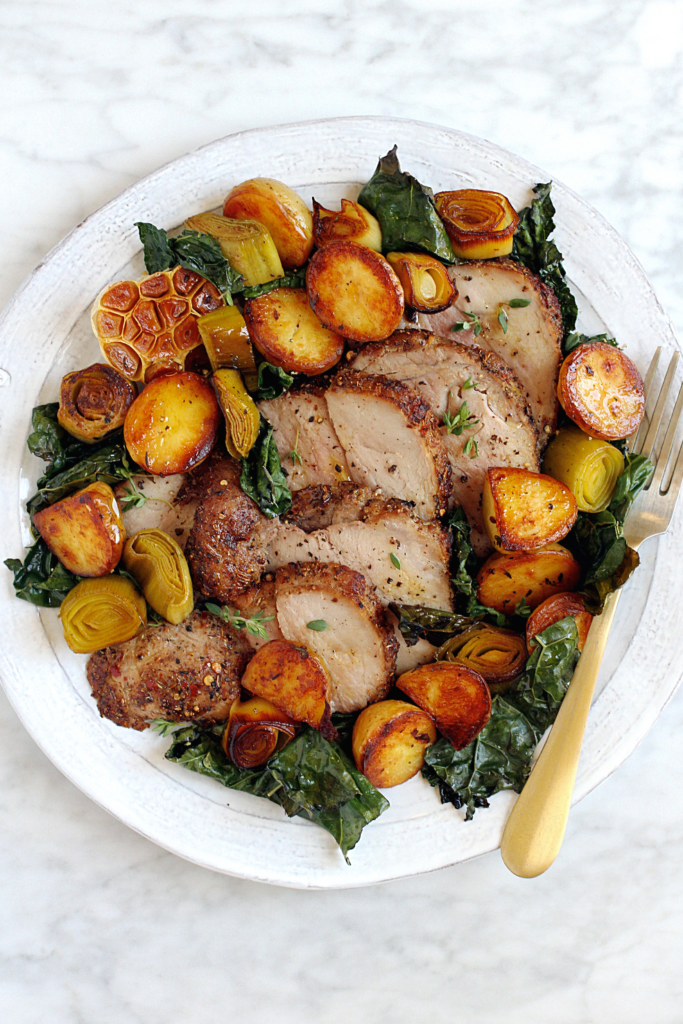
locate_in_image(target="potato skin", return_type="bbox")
[396,662,491,751]
[352,700,437,788]
[526,592,592,653]
[244,287,343,375]
[223,178,313,269]
[124,371,220,475]
[558,342,645,441]
[241,638,337,740]
[306,241,404,343]
[482,467,577,551]
[33,481,125,577]
[477,543,581,615]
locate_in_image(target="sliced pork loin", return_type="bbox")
[418,258,563,436]
[350,330,540,554]
[116,473,195,550]
[231,577,284,652]
[325,369,451,521]
[257,383,351,491]
[86,609,252,730]
[274,562,398,713]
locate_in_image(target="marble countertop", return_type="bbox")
[2,1,683,1021]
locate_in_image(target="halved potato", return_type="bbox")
[124,371,220,475]
[482,467,578,551]
[526,592,592,653]
[223,178,313,269]
[558,342,645,440]
[477,543,582,615]
[241,638,336,740]
[244,287,343,375]
[396,662,491,751]
[352,700,436,788]
[33,481,125,577]
[306,241,404,343]
[312,199,382,251]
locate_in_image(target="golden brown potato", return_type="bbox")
[396,663,491,751]
[385,252,456,313]
[526,592,592,653]
[306,240,404,343]
[557,342,645,441]
[124,371,220,475]
[352,700,436,788]
[58,363,135,442]
[477,543,582,615]
[223,178,313,269]
[241,638,337,740]
[33,481,125,577]
[244,287,344,375]
[312,199,382,251]
[482,467,578,552]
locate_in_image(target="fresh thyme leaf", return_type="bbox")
[508,297,531,308]
[463,437,478,459]
[205,601,274,641]
[451,311,482,336]
[286,425,303,466]
[390,552,401,570]
[497,309,508,334]
[462,377,476,390]
[307,620,328,631]
[120,477,148,511]
[443,398,479,436]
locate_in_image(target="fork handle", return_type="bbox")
[500,590,622,878]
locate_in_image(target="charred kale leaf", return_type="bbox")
[511,182,578,335]
[242,267,308,299]
[252,361,295,401]
[240,417,292,518]
[26,438,140,517]
[164,723,388,861]
[135,222,243,303]
[422,616,580,818]
[4,536,81,607]
[358,146,455,263]
[563,331,619,357]
[390,604,476,647]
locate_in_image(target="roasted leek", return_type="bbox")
[211,368,261,457]
[542,425,625,512]
[312,198,382,251]
[58,363,135,443]
[437,624,527,694]
[197,305,258,388]
[434,189,519,259]
[223,696,297,769]
[122,528,193,624]
[385,252,456,313]
[59,575,147,653]
[185,212,284,287]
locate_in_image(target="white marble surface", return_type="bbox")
[1,1,683,1020]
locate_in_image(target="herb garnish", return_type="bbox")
[285,425,303,466]
[306,620,328,632]
[443,399,479,436]
[463,437,478,459]
[205,602,274,640]
[451,311,482,336]
[462,377,476,390]
[390,552,401,570]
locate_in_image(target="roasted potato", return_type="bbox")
[385,252,456,313]
[244,287,344,375]
[557,342,645,441]
[33,481,125,577]
[526,593,593,653]
[312,198,382,251]
[352,700,436,788]
[396,662,491,751]
[477,543,582,615]
[223,178,313,269]
[124,371,220,475]
[241,639,336,740]
[306,240,404,344]
[482,467,578,551]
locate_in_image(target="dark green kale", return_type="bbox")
[563,331,619,357]
[240,417,292,518]
[4,537,81,607]
[242,267,308,299]
[423,616,580,818]
[135,223,243,303]
[358,146,455,262]
[164,723,388,861]
[26,438,141,517]
[389,604,476,648]
[252,361,295,401]
[442,506,508,626]
[511,182,578,336]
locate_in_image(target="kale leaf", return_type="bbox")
[4,536,81,607]
[240,417,292,518]
[423,616,580,818]
[442,506,509,626]
[26,438,140,517]
[511,182,578,335]
[389,604,476,647]
[242,267,308,299]
[164,723,388,861]
[563,331,619,357]
[135,222,243,303]
[358,146,455,262]
[252,362,295,401]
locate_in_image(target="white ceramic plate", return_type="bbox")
[1,116,681,889]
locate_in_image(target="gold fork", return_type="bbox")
[501,347,683,877]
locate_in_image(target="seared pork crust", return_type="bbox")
[184,455,269,603]
[86,609,252,730]
[327,368,452,519]
[231,577,284,651]
[285,481,375,532]
[274,561,399,713]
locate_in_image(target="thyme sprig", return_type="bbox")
[205,602,274,640]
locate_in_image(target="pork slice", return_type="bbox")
[258,383,351,491]
[86,609,252,730]
[325,369,451,521]
[350,330,540,554]
[284,481,374,532]
[274,562,398,714]
[116,473,193,549]
[418,258,563,436]
[259,492,454,610]
[231,577,284,652]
